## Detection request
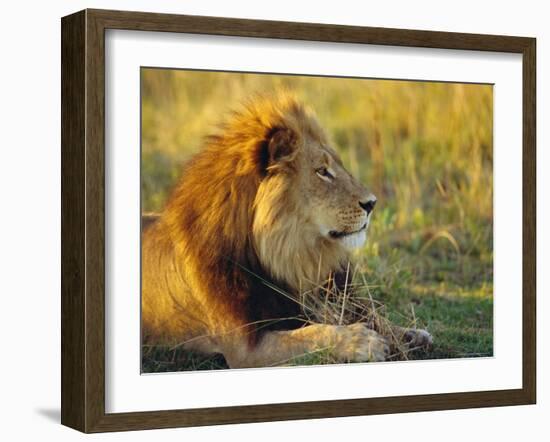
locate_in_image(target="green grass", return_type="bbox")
[140,69,493,371]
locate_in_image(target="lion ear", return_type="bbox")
[267,127,298,166]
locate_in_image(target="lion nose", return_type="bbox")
[359,197,377,215]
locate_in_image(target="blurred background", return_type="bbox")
[141,68,493,368]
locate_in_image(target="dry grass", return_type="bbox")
[292,267,431,364]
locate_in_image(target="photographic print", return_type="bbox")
[61,10,535,431]
[140,68,493,373]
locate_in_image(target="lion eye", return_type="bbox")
[316,167,334,181]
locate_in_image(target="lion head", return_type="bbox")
[248,95,376,290]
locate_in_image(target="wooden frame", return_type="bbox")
[61,8,536,433]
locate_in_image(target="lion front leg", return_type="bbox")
[222,323,389,368]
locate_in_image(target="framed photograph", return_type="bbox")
[61,9,536,433]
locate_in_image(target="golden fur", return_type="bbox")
[142,94,429,368]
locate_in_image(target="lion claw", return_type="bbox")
[403,328,433,348]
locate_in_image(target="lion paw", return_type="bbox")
[402,328,433,348]
[333,323,389,363]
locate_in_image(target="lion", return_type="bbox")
[142,94,431,369]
